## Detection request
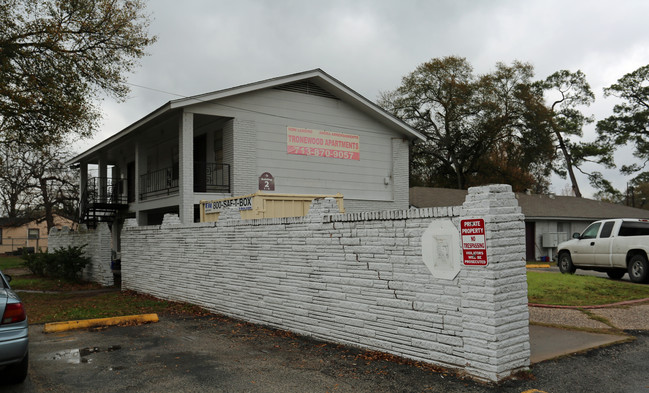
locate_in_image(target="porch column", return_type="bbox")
[98,155,107,203]
[179,111,194,224]
[135,142,144,226]
[79,162,88,220]
[112,165,120,203]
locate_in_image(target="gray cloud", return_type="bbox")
[79,0,649,197]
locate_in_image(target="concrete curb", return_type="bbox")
[529,297,649,310]
[526,264,551,268]
[43,313,159,333]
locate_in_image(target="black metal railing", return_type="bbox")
[140,167,179,200]
[86,177,127,205]
[197,162,230,193]
[79,177,127,227]
[139,163,230,200]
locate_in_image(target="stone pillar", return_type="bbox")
[179,111,194,224]
[230,118,257,196]
[459,184,529,381]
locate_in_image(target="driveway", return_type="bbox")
[2,313,649,393]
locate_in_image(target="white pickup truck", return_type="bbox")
[556,218,649,283]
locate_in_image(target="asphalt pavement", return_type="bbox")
[0,298,646,393]
[2,265,649,392]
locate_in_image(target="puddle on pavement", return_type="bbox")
[46,345,122,364]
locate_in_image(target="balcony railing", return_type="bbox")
[196,162,230,193]
[86,177,126,205]
[140,167,179,200]
[139,163,230,200]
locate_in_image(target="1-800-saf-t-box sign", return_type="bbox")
[461,218,487,266]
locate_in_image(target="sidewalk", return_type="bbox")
[528,301,649,363]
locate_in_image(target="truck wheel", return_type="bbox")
[628,254,649,283]
[606,270,625,280]
[558,252,576,274]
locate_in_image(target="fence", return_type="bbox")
[46,184,529,381]
[0,237,45,255]
[119,184,529,382]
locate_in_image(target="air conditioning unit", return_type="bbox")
[542,232,568,248]
[542,233,558,248]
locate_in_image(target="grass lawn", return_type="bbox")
[0,255,25,270]
[20,291,209,324]
[527,271,649,306]
[1,255,210,324]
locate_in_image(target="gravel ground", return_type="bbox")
[528,306,612,329]
[591,303,649,330]
[529,300,649,331]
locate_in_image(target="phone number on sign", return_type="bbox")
[288,146,360,160]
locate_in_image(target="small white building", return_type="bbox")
[410,187,649,261]
[68,69,424,233]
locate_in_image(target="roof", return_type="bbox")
[68,69,425,165]
[409,187,649,221]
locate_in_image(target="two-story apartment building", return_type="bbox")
[68,69,424,238]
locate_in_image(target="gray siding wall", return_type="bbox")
[188,88,410,210]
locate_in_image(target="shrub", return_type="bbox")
[21,245,91,282]
[22,250,48,276]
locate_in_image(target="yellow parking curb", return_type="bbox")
[43,313,159,333]
[526,264,551,268]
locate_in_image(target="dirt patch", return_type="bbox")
[3,266,30,277]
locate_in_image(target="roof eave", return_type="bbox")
[67,69,425,166]
[66,102,174,166]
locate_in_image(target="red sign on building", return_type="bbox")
[461,219,487,266]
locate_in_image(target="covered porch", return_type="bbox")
[73,109,234,227]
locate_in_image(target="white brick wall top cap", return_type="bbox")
[467,184,513,194]
[162,214,182,226]
[124,218,138,228]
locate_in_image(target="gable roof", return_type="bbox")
[410,187,649,221]
[68,69,425,165]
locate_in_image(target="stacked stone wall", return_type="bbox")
[119,185,529,381]
[48,222,113,286]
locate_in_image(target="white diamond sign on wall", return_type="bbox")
[421,219,461,280]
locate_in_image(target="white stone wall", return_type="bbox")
[121,184,529,382]
[48,223,114,286]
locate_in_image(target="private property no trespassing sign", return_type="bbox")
[461,218,488,266]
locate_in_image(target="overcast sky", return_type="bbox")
[79,0,649,198]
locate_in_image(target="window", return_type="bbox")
[28,228,39,239]
[599,221,615,238]
[581,223,601,239]
[619,221,649,237]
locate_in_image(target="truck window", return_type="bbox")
[599,221,615,238]
[581,222,601,239]
[618,221,649,237]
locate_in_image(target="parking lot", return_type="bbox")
[2,311,649,392]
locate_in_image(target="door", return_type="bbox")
[570,222,601,266]
[194,134,207,192]
[525,222,536,261]
[593,221,615,266]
